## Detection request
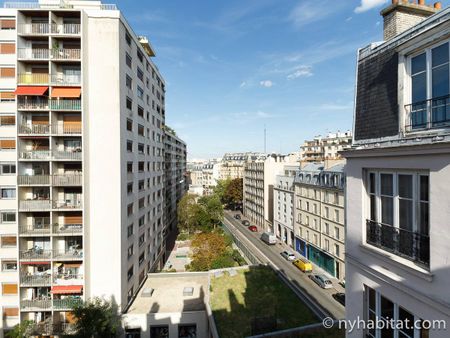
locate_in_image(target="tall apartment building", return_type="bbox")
[344,1,449,337]
[0,1,169,335]
[219,152,265,180]
[243,154,299,232]
[186,160,220,196]
[293,163,345,280]
[164,127,187,240]
[300,131,352,163]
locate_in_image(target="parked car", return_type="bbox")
[248,225,258,232]
[281,251,296,261]
[234,214,241,220]
[260,232,277,245]
[310,274,333,289]
[292,258,313,273]
[332,292,345,306]
[241,220,250,226]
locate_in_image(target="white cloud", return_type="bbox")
[240,81,247,88]
[354,0,387,13]
[260,80,273,88]
[289,1,347,28]
[287,66,313,80]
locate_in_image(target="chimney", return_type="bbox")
[381,0,441,41]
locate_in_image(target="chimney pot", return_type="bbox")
[419,0,425,5]
[434,2,442,9]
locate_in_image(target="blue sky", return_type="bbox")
[118,0,449,159]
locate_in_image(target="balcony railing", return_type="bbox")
[50,74,81,86]
[51,24,81,35]
[17,98,49,110]
[366,220,430,266]
[18,48,49,59]
[52,174,82,186]
[18,73,49,85]
[30,322,76,336]
[53,249,83,260]
[18,23,50,35]
[21,299,52,310]
[19,249,52,260]
[51,48,81,60]
[53,273,84,285]
[19,124,50,135]
[20,273,51,286]
[17,175,50,185]
[51,124,82,135]
[52,150,82,160]
[49,99,81,111]
[405,95,450,132]
[19,150,51,160]
[19,199,52,211]
[19,223,51,235]
[53,223,83,235]
[53,298,83,310]
[52,200,82,209]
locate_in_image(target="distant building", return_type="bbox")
[292,162,346,280]
[219,152,265,180]
[300,131,352,163]
[187,160,220,196]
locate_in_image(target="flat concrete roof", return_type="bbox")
[126,273,209,314]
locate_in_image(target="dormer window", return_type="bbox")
[407,41,450,131]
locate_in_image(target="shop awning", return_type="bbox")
[14,86,48,96]
[51,87,81,98]
[52,285,83,294]
[20,261,51,265]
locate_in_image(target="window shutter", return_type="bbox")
[0,68,14,77]
[0,92,15,100]
[3,307,19,317]
[0,140,16,149]
[2,283,18,295]
[0,43,15,54]
[1,236,16,247]
[1,20,16,29]
[0,115,15,125]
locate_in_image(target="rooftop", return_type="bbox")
[3,0,117,10]
[126,273,209,314]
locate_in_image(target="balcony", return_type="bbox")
[405,95,450,133]
[53,249,83,260]
[17,97,49,110]
[19,248,52,260]
[18,48,50,60]
[51,24,81,35]
[20,273,51,286]
[21,299,52,311]
[52,150,82,160]
[366,220,430,266]
[52,199,82,210]
[52,174,82,186]
[51,48,81,61]
[49,99,81,111]
[18,23,50,35]
[18,73,49,85]
[53,223,83,235]
[19,150,51,160]
[53,273,84,285]
[50,74,81,86]
[17,175,50,185]
[19,223,51,236]
[51,123,82,135]
[19,124,50,135]
[53,298,82,310]
[19,199,52,211]
[30,322,76,336]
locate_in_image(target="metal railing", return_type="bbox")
[19,150,51,160]
[20,273,51,286]
[53,223,83,234]
[17,175,50,185]
[19,199,52,211]
[49,99,81,110]
[17,98,49,110]
[19,249,52,260]
[51,48,81,60]
[50,74,81,86]
[18,23,50,34]
[18,73,49,84]
[53,249,83,259]
[52,174,82,186]
[18,48,49,59]
[19,223,51,235]
[51,24,81,35]
[5,2,117,10]
[53,298,82,310]
[405,95,450,132]
[21,299,52,310]
[51,124,82,135]
[52,150,82,160]
[53,273,84,283]
[52,200,82,209]
[366,220,430,266]
[19,124,50,134]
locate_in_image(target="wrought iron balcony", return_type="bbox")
[19,223,51,235]
[366,220,430,266]
[405,95,450,132]
[53,249,83,260]
[19,249,52,260]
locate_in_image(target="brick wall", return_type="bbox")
[383,9,430,41]
[354,49,399,141]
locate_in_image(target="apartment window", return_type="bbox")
[137,49,144,63]
[138,198,145,209]
[324,222,329,235]
[127,140,133,152]
[139,234,145,247]
[324,206,329,219]
[126,75,132,89]
[127,162,133,173]
[334,192,339,204]
[324,239,329,252]
[335,244,340,257]
[137,67,144,82]
[313,234,318,245]
[138,124,144,136]
[139,252,145,266]
[125,32,132,46]
[127,245,134,259]
[366,171,429,265]
[127,203,133,217]
[0,163,15,174]
[2,283,17,295]
[0,187,15,199]
[126,119,133,131]
[127,224,134,238]
[137,86,144,99]
[138,180,145,191]
[0,139,15,150]
[138,216,145,227]
[1,211,15,223]
[138,105,144,117]
[127,266,134,280]
[127,286,134,304]
[126,97,133,110]
[125,52,132,67]
[127,183,133,195]
[0,115,15,126]
[1,236,16,248]
[0,92,14,102]
[138,162,144,172]
[1,260,17,272]
[334,210,339,222]
[0,20,15,30]
[0,43,15,54]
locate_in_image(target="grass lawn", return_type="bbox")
[210,266,319,338]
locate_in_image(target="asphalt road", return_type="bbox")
[223,211,345,320]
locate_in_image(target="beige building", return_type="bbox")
[0,1,180,336]
[293,162,346,280]
[300,131,352,163]
[219,152,264,180]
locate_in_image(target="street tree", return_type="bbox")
[189,232,227,271]
[177,194,199,234]
[198,194,224,228]
[224,178,243,208]
[213,178,232,203]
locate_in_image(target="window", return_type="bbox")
[1,211,15,223]
[139,215,145,227]
[335,244,340,257]
[125,52,132,67]
[127,286,134,304]
[179,324,196,338]
[126,119,133,131]
[334,210,339,222]
[1,187,15,199]
[0,20,16,30]
[137,67,144,82]
[127,203,133,216]
[334,227,340,240]
[127,183,133,195]
[1,236,16,248]
[138,198,145,209]
[126,97,132,110]
[137,50,143,63]
[139,233,145,247]
[324,239,329,252]
[0,163,15,174]
[127,244,133,259]
[138,162,144,172]
[324,222,329,235]
[0,92,14,102]
[138,143,144,154]
[366,171,429,265]
[127,140,133,152]
[127,162,133,173]
[126,75,132,89]
[125,32,132,46]
[2,283,18,295]
[138,180,145,191]
[127,266,134,280]
[409,41,450,129]
[138,124,144,136]
[127,224,134,238]
[0,139,15,150]
[150,326,169,338]
[1,260,17,272]
[139,252,145,265]
[0,115,15,126]
[0,68,15,78]
[137,105,144,117]
[137,86,144,99]
[0,43,15,54]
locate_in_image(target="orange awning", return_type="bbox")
[14,86,48,96]
[51,87,81,98]
[52,285,83,294]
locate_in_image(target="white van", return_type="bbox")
[260,232,277,245]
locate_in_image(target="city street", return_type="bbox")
[223,211,345,320]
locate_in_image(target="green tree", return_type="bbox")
[6,320,34,338]
[177,194,199,234]
[188,232,227,271]
[224,178,243,207]
[198,194,224,228]
[213,178,232,203]
[72,297,121,338]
